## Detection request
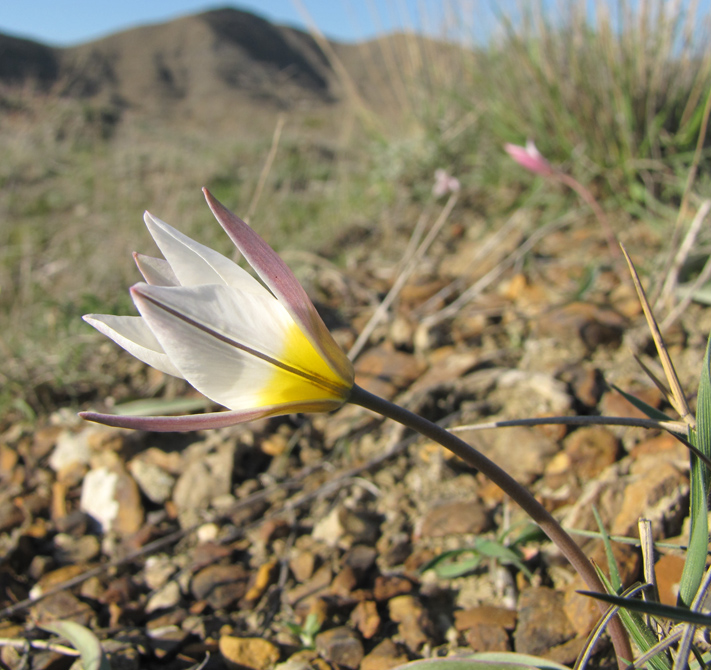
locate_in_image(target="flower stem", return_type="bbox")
[348,383,632,666]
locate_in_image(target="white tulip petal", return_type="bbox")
[83,314,183,378]
[133,253,179,286]
[130,284,287,408]
[130,282,344,410]
[143,212,264,294]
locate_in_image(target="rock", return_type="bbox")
[342,545,377,574]
[312,507,345,547]
[191,564,248,610]
[514,587,575,656]
[418,499,490,537]
[496,370,573,415]
[457,425,559,485]
[533,302,625,350]
[655,554,685,606]
[147,625,187,659]
[315,626,364,669]
[173,442,236,526]
[244,560,277,603]
[276,650,328,670]
[0,500,23,532]
[360,639,409,670]
[30,591,95,626]
[290,550,316,583]
[286,564,332,606]
[52,533,100,564]
[354,344,425,399]
[453,605,517,631]
[80,466,144,535]
[599,387,663,420]
[567,366,605,408]
[563,426,620,480]
[312,506,380,548]
[48,430,91,472]
[373,575,413,601]
[388,595,435,652]
[331,565,357,599]
[351,600,380,639]
[145,581,182,613]
[612,455,687,537]
[127,458,175,504]
[465,623,511,651]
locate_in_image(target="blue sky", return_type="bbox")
[0,1,458,46]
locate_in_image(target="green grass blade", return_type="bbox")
[592,575,672,670]
[609,384,674,423]
[591,505,622,593]
[678,333,711,606]
[579,591,711,628]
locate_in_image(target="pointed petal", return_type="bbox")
[202,188,354,386]
[504,142,554,177]
[133,253,179,286]
[83,314,182,377]
[130,282,347,410]
[143,211,264,294]
[79,399,341,431]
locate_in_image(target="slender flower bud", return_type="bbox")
[81,189,354,431]
[504,140,555,177]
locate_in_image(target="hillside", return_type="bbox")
[0,7,452,130]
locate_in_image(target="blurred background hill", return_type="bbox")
[1,2,710,421]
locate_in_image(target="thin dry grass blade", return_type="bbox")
[245,114,286,225]
[621,244,695,428]
[656,199,711,312]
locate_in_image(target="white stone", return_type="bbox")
[80,467,119,533]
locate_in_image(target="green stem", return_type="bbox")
[348,383,632,667]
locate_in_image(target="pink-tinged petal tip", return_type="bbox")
[504,141,555,177]
[201,188,354,387]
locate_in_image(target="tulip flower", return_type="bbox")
[79,190,633,660]
[505,139,623,270]
[81,188,354,431]
[503,140,555,177]
[432,168,460,197]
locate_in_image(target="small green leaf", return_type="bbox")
[40,621,110,670]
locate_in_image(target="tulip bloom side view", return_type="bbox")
[81,188,354,431]
[80,189,631,664]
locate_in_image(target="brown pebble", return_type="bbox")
[514,587,575,656]
[219,636,280,670]
[599,387,663,420]
[373,575,413,601]
[191,564,248,610]
[315,626,364,670]
[419,499,490,537]
[465,623,511,651]
[388,595,435,652]
[360,639,408,670]
[351,600,380,639]
[290,550,316,583]
[563,426,620,480]
[30,591,95,627]
[655,554,685,606]
[454,605,517,631]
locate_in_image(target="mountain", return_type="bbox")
[0,7,460,132]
